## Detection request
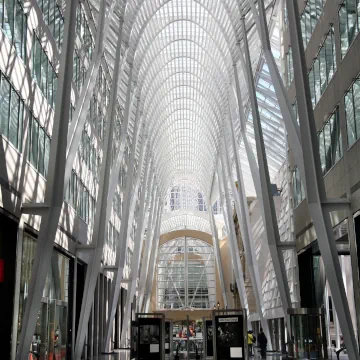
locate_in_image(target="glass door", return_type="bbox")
[48,300,68,360]
[30,299,49,360]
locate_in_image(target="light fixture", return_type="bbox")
[217,301,220,309]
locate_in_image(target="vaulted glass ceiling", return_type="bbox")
[89,0,285,231]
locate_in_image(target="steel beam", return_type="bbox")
[120,165,154,346]
[143,204,163,312]
[103,111,146,351]
[16,1,78,358]
[218,157,249,315]
[245,0,305,181]
[74,13,128,357]
[138,191,160,311]
[239,16,292,323]
[207,198,229,307]
[223,119,272,347]
[64,0,124,184]
[286,1,359,357]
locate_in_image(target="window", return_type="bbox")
[32,34,58,108]
[292,166,305,207]
[1,0,27,62]
[107,223,118,252]
[339,0,359,58]
[65,171,95,223]
[0,73,24,151]
[38,0,64,50]
[318,107,342,174]
[293,100,299,125]
[287,47,293,88]
[73,50,86,92]
[345,77,360,147]
[308,26,336,107]
[157,237,215,309]
[88,96,106,141]
[76,4,94,61]
[27,113,51,177]
[300,0,326,48]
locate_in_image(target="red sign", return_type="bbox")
[0,259,4,283]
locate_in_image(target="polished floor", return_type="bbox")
[88,351,349,360]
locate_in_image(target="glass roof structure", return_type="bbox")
[88,0,286,226]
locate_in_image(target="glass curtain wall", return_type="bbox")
[157,237,215,310]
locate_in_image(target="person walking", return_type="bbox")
[335,336,346,360]
[248,330,255,357]
[258,328,268,359]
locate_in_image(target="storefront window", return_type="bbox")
[18,233,70,359]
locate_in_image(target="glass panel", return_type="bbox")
[0,75,10,138]
[345,89,356,147]
[353,80,360,140]
[324,121,332,171]
[339,5,349,57]
[319,46,327,94]
[318,131,326,174]
[314,58,321,105]
[347,0,358,45]
[325,27,335,83]
[44,135,50,177]
[9,87,19,147]
[3,0,14,41]
[38,127,45,175]
[30,118,38,168]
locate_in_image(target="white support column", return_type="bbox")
[106,72,136,217]
[218,157,249,316]
[239,15,292,325]
[120,165,154,346]
[74,14,128,357]
[138,188,160,311]
[223,120,272,347]
[64,0,124,184]
[286,1,359,357]
[16,1,78,358]
[245,0,305,180]
[144,204,163,312]
[207,197,229,308]
[103,118,147,351]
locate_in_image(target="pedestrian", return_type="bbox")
[335,337,346,360]
[248,330,255,357]
[258,328,268,359]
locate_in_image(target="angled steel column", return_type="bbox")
[245,0,305,180]
[143,204,163,312]
[74,15,128,357]
[120,166,154,346]
[16,1,77,358]
[106,73,137,218]
[223,119,272,345]
[286,1,359,357]
[239,16,292,322]
[103,116,146,351]
[234,62,294,326]
[64,0,125,184]
[138,188,160,311]
[207,197,229,308]
[218,158,249,315]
